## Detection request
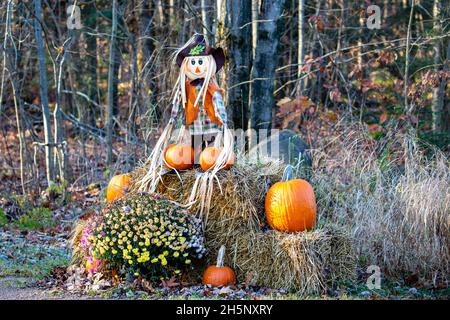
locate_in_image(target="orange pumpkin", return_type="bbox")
[106,174,131,203]
[199,147,234,171]
[265,166,316,232]
[224,152,235,170]
[202,246,236,287]
[164,144,194,170]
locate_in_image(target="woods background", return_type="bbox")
[0,0,448,195]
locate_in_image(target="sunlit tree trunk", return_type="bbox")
[251,0,259,59]
[296,0,305,95]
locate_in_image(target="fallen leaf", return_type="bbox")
[161,276,180,288]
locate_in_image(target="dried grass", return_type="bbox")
[310,123,449,286]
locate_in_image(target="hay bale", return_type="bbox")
[129,161,356,293]
[228,226,356,295]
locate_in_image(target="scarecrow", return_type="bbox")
[171,33,228,158]
[139,34,234,208]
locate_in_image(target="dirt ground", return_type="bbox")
[0,276,90,300]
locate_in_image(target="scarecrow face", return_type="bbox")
[184,56,208,80]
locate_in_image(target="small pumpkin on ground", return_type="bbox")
[106,174,131,203]
[265,165,317,232]
[164,143,195,170]
[202,245,236,287]
[199,147,235,171]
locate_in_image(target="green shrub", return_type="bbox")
[0,208,7,227]
[14,207,56,230]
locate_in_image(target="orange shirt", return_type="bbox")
[184,81,225,127]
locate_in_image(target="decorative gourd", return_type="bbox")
[265,165,316,232]
[202,245,236,287]
[199,147,235,171]
[106,174,131,203]
[164,144,194,170]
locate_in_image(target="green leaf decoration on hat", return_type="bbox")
[189,45,205,56]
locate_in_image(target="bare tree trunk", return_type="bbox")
[211,0,218,41]
[34,0,54,186]
[251,0,259,59]
[226,0,252,131]
[83,2,99,125]
[3,0,27,194]
[216,0,227,86]
[312,0,323,107]
[53,38,72,187]
[216,0,226,45]
[404,1,414,116]
[10,78,26,195]
[296,0,305,95]
[179,0,188,44]
[106,0,118,167]
[139,0,157,104]
[431,0,446,134]
[169,0,174,19]
[156,0,164,25]
[0,0,11,111]
[250,0,286,139]
[445,43,450,134]
[201,0,212,42]
[357,2,364,73]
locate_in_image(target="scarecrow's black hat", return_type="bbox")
[176,34,225,72]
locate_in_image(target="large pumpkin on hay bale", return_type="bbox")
[106,174,131,203]
[164,143,194,170]
[202,246,236,287]
[265,166,316,232]
[199,147,235,171]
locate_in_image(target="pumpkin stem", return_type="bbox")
[282,165,294,181]
[216,245,225,267]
